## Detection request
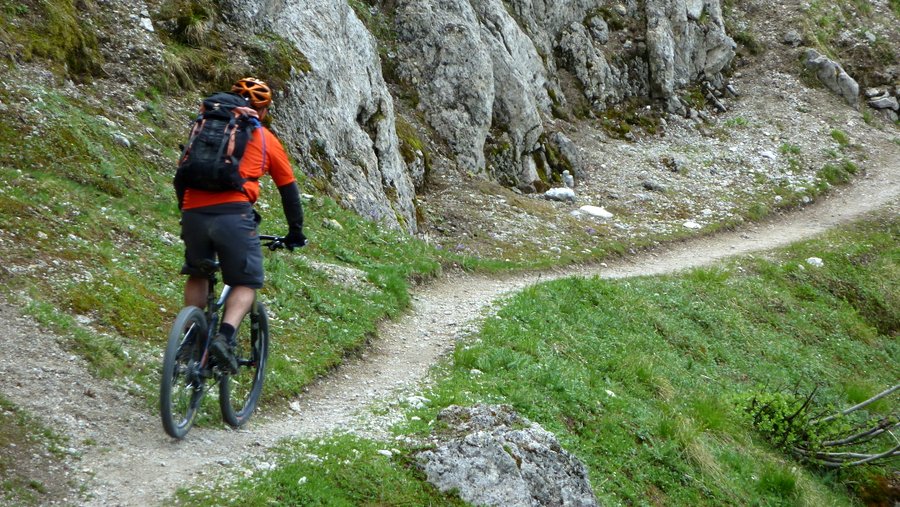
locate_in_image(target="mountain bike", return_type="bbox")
[160,235,286,439]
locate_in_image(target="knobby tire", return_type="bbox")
[160,306,208,439]
[219,301,269,428]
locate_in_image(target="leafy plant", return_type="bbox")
[741,385,900,468]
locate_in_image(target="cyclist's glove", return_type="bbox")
[284,230,307,251]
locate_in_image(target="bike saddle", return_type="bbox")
[196,259,221,275]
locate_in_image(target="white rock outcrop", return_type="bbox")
[220,0,736,224]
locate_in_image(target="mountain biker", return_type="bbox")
[175,77,306,373]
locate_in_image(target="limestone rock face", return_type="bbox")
[395,0,551,188]
[557,22,621,107]
[225,0,418,233]
[220,0,736,223]
[396,0,734,188]
[645,0,735,99]
[417,405,598,507]
[395,0,494,174]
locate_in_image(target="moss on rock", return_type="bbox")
[0,0,103,79]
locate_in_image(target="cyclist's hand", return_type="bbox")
[283,230,307,251]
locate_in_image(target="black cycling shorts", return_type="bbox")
[180,208,264,288]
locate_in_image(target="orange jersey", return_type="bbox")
[181,127,296,210]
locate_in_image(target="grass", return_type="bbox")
[779,143,801,155]
[801,0,897,84]
[724,116,749,128]
[186,212,898,506]
[175,434,468,505]
[817,160,858,187]
[830,129,851,147]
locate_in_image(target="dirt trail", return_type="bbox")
[0,158,896,505]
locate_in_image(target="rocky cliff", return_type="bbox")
[207,0,735,231]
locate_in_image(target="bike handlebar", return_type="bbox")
[259,235,287,251]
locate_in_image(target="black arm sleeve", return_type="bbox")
[278,182,304,234]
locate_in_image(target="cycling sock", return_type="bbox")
[218,323,236,345]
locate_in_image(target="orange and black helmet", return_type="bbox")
[231,77,272,109]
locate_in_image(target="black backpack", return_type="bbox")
[175,92,261,193]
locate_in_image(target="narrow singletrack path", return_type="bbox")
[0,159,896,506]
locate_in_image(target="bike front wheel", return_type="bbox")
[219,301,269,427]
[160,306,208,439]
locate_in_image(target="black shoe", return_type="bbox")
[209,333,238,374]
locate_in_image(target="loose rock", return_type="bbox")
[416,405,598,507]
[544,187,576,202]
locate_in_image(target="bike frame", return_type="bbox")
[196,271,264,374]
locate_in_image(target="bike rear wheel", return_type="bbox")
[219,301,269,427]
[160,306,208,439]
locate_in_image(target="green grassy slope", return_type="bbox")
[191,212,898,506]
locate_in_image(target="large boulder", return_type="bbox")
[802,49,860,110]
[417,405,598,507]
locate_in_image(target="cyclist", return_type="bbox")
[175,77,306,373]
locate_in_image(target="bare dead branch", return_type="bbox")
[840,445,899,467]
[813,384,900,425]
[822,420,900,447]
[795,445,900,467]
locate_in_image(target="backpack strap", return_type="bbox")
[258,121,266,174]
[214,116,240,173]
[177,116,205,165]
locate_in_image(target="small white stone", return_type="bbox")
[683,221,702,229]
[377,449,393,457]
[806,257,824,267]
[579,205,613,218]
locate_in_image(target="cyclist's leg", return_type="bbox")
[209,210,263,372]
[184,276,208,308]
[219,300,269,427]
[211,209,264,302]
[222,286,255,328]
